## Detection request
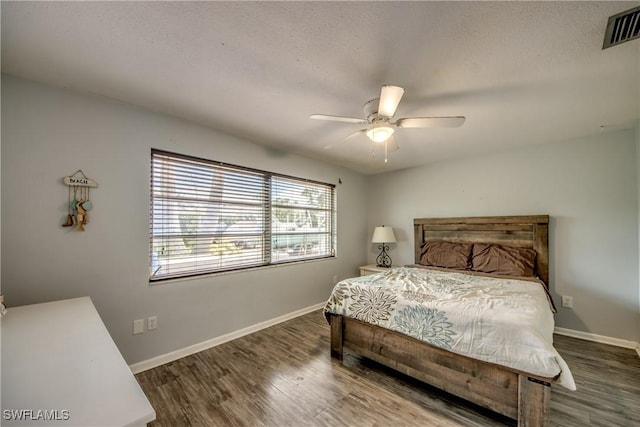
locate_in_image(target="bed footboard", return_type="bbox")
[518,376,551,426]
[328,313,551,426]
[330,312,344,360]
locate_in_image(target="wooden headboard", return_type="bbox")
[413,215,550,286]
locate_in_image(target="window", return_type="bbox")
[150,150,336,281]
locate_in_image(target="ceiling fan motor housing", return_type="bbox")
[364,98,383,121]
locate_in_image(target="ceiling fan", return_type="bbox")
[310,85,465,162]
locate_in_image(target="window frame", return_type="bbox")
[149,149,336,282]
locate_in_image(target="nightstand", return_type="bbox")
[359,264,392,276]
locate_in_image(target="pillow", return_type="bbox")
[419,240,473,270]
[471,243,537,277]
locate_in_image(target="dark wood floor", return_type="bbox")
[136,310,640,426]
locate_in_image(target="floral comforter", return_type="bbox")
[324,266,576,390]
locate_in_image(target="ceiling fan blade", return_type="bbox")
[309,114,367,124]
[378,85,405,118]
[343,129,367,141]
[323,129,366,150]
[396,116,466,128]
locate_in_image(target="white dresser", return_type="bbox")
[1,297,155,426]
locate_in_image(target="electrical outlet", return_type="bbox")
[333,275,338,284]
[148,316,157,330]
[561,295,573,308]
[133,319,145,335]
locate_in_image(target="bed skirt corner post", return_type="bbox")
[329,314,344,360]
[518,375,551,427]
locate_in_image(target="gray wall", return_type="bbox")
[367,130,640,342]
[637,120,640,347]
[1,75,369,363]
[2,75,639,367]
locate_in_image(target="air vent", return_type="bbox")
[603,6,640,49]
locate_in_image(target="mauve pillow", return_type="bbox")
[420,240,473,270]
[471,243,537,277]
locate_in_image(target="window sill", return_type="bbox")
[148,256,336,286]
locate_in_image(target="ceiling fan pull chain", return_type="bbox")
[384,140,388,163]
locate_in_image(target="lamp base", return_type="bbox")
[376,244,392,268]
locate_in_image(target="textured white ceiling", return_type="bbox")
[2,1,639,174]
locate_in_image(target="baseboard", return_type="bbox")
[129,302,326,374]
[554,327,639,352]
[130,313,635,374]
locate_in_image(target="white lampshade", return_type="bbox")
[371,226,396,243]
[366,125,394,143]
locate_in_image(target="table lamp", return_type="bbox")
[372,225,396,268]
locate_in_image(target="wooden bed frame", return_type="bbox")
[329,215,553,426]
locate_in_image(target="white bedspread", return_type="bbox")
[324,266,576,390]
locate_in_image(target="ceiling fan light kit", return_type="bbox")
[366,124,394,143]
[310,84,465,163]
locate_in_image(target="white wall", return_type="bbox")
[1,75,369,364]
[367,130,640,342]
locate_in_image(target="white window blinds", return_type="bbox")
[150,150,335,281]
[271,176,335,263]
